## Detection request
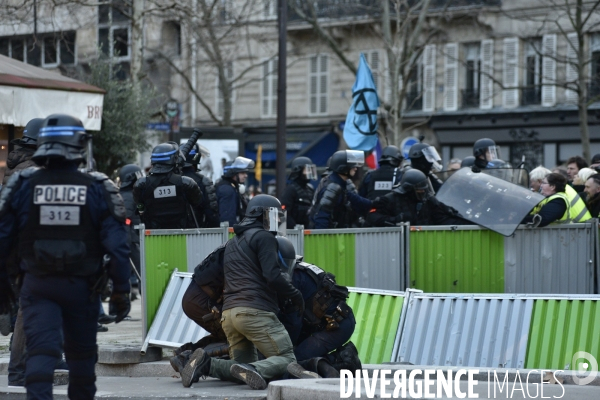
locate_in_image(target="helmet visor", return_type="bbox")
[303,164,318,180]
[422,147,442,171]
[486,146,501,162]
[346,150,365,167]
[198,144,211,158]
[263,207,287,235]
[231,156,256,171]
[277,251,296,281]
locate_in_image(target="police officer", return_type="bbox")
[473,138,504,170]
[118,164,144,297]
[2,118,43,185]
[216,156,255,227]
[0,114,131,400]
[181,194,304,390]
[308,150,373,229]
[133,142,203,229]
[281,156,317,229]
[407,143,444,193]
[181,144,220,228]
[275,236,360,379]
[366,169,469,227]
[358,145,403,200]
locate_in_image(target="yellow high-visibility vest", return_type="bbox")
[531,186,591,224]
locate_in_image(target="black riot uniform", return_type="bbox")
[0,114,131,400]
[281,157,316,228]
[366,169,470,227]
[133,142,203,229]
[408,143,444,194]
[118,164,143,290]
[181,144,220,228]
[215,157,255,227]
[2,118,43,185]
[358,145,404,200]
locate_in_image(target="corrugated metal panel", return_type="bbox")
[396,294,533,368]
[354,227,406,291]
[505,224,595,294]
[409,227,505,293]
[143,234,188,331]
[185,228,229,269]
[304,232,355,287]
[286,229,304,256]
[526,299,600,370]
[142,272,209,354]
[347,287,405,364]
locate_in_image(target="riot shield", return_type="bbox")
[436,167,544,236]
[480,168,530,189]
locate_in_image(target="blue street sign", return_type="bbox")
[146,123,171,131]
[401,137,420,159]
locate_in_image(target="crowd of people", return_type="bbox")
[2,114,599,397]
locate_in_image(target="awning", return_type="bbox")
[0,55,105,131]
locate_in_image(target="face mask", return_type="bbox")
[239,184,246,195]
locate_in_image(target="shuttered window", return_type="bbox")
[261,58,277,118]
[480,39,494,109]
[541,34,557,107]
[443,43,458,111]
[308,54,328,115]
[565,32,579,104]
[502,38,520,108]
[423,44,436,112]
[216,61,234,118]
[363,50,383,101]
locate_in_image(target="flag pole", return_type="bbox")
[275,0,287,200]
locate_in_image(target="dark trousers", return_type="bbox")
[20,274,99,400]
[181,280,226,341]
[294,313,356,361]
[7,307,26,385]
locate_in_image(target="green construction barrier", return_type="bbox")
[526,299,600,370]
[409,227,505,293]
[303,232,356,287]
[347,290,404,364]
[143,234,188,331]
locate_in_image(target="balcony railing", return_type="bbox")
[521,86,541,106]
[461,88,479,108]
[288,0,501,23]
[405,91,423,111]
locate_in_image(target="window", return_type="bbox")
[405,60,423,111]
[43,36,58,67]
[590,33,600,100]
[523,38,542,105]
[162,22,181,56]
[463,43,480,108]
[264,0,277,18]
[216,62,234,118]
[363,50,383,101]
[261,58,278,118]
[98,0,131,60]
[308,54,328,115]
[219,0,234,23]
[0,33,75,67]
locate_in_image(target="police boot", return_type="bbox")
[298,357,339,378]
[170,350,192,373]
[203,342,230,358]
[174,342,196,356]
[181,349,211,388]
[287,361,321,379]
[329,341,362,373]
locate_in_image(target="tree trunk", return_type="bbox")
[131,0,144,87]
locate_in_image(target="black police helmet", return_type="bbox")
[224,157,255,178]
[330,150,363,175]
[13,118,44,148]
[32,114,88,163]
[185,144,201,167]
[473,138,497,158]
[119,164,143,188]
[290,156,313,179]
[150,142,181,173]
[408,143,430,160]
[379,145,403,167]
[461,156,476,168]
[245,194,282,218]
[398,169,429,194]
[275,236,297,276]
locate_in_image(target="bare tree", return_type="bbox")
[504,0,600,162]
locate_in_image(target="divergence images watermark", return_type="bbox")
[339,352,598,399]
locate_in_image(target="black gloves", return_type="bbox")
[372,196,389,209]
[0,278,16,315]
[109,292,131,323]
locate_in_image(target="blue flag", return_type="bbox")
[343,53,380,151]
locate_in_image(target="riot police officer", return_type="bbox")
[308,150,373,229]
[0,114,131,400]
[118,164,144,296]
[407,143,444,193]
[359,145,403,200]
[181,144,220,227]
[473,138,504,170]
[2,118,43,185]
[281,156,317,228]
[133,142,203,229]
[181,194,303,390]
[216,156,255,227]
[275,236,360,379]
[366,169,469,227]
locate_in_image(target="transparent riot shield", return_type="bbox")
[436,167,544,236]
[480,168,530,189]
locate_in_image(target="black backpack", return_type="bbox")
[192,241,228,302]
